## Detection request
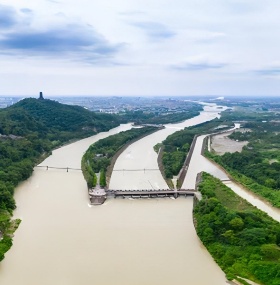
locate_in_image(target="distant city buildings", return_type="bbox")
[0,97,20,108]
[0,96,280,113]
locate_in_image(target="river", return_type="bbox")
[1,104,273,285]
[181,132,280,223]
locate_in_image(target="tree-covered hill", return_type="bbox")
[2,98,119,137]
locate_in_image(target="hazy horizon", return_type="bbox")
[1,94,280,99]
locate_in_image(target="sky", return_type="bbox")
[0,0,280,97]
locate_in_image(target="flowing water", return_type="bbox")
[109,105,226,190]
[181,131,280,223]
[1,104,278,285]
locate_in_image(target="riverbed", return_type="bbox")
[0,106,231,285]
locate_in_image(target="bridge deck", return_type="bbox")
[107,189,196,197]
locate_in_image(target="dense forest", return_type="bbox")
[194,173,280,285]
[0,98,120,261]
[82,126,159,188]
[207,118,280,208]
[118,103,202,125]
[158,118,234,179]
[4,98,119,141]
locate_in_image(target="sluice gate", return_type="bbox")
[107,189,197,199]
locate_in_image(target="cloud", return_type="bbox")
[174,62,226,71]
[226,0,261,15]
[130,21,176,40]
[195,32,226,44]
[0,6,122,64]
[0,4,18,28]
[0,25,118,54]
[255,67,280,76]
[20,8,33,14]
[46,0,61,3]
[119,11,145,16]
[172,56,227,71]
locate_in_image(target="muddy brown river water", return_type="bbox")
[1,104,278,285]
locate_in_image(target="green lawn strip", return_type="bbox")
[205,151,280,208]
[194,173,280,285]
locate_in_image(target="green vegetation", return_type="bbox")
[4,98,119,143]
[194,173,280,285]
[206,117,280,208]
[82,126,159,188]
[0,98,120,261]
[0,211,21,262]
[99,169,106,187]
[153,143,162,153]
[221,105,280,122]
[118,103,203,125]
[160,118,233,179]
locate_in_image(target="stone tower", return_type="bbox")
[39,92,44,99]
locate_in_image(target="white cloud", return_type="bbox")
[172,55,228,71]
[0,0,280,96]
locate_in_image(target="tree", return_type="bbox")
[99,169,106,187]
[229,217,244,231]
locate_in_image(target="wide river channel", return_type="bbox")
[1,104,279,285]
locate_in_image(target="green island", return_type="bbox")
[157,118,234,182]
[194,173,280,285]
[82,126,159,188]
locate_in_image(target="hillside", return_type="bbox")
[1,98,119,139]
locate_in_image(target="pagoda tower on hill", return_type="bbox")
[39,92,44,100]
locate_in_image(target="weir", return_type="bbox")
[89,188,199,205]
[108,189,196,198]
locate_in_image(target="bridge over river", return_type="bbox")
[36,165,160,172]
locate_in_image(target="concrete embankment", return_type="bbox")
[177,135,199,188]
